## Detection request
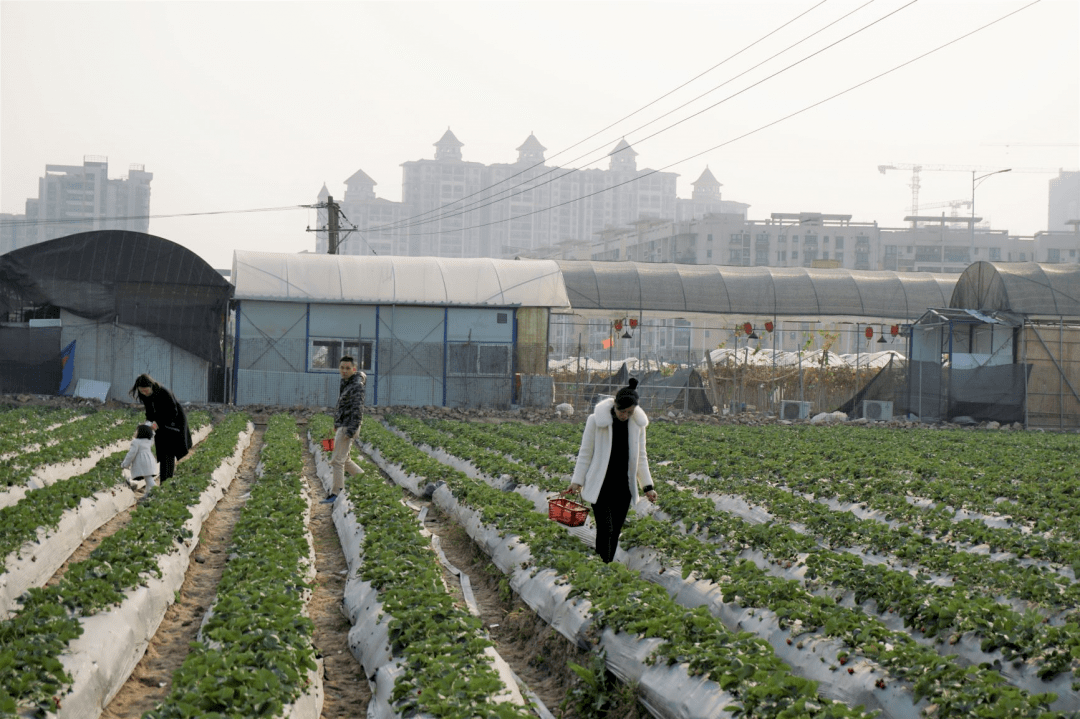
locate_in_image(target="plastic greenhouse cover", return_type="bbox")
[555,261,958,320]
[232,252,571,309]
[951,261,1080,317]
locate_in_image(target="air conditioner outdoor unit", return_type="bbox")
[780,400,811,420]
[862,400,893,421]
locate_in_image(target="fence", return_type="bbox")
[552,352,907,418]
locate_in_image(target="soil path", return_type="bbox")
[100,425,264,718]
[409,492,590,717]
[300,426,371,715]
[45,442,204,587]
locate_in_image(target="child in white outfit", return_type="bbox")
[122,424,158,496]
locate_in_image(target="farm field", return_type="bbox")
[2,398,1078,719]
[346,413,1080,719]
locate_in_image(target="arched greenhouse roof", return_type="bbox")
[232,251,571,309]
[0,231,233,363]
[951,262,1080,318]
[554,260,957,321]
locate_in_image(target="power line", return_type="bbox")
[366,0,920,237]
[360,0,1043,242]
[371,0,883,237]
[344,1,837,238]
[0,204,307,228]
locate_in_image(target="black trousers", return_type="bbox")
[159,455,176,482]
[592,476,631,563]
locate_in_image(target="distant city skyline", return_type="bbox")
[2,1,1077,269]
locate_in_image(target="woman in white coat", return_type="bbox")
[568,378,658,563]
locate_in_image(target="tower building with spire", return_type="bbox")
[319,129,699,258]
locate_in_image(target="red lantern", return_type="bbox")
[865,326,874,339]
[743,322,753,336]
[890,324,900,337]
[764,321,774,333]
[629,318,638,328]
[614,320,622,331]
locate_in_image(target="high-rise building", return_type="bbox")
[318,130,684,258]
[1048,170,1079,232]
[0,157,152,254]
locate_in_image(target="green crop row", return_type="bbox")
[0,412,210,576]
[147,414,316,718]
[0,412,249,716]
[639,425,1080,608]
[0,409,144,488]
[344,438,535,718]
[649,423,1080,544]
[384,415,567,494]
[452,419,1079,607]
[436,418,1080,683]
[399,417,1076,717]
[0,407,90,455]
[369,417,876,719]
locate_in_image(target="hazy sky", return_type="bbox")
[2,0,1077,269]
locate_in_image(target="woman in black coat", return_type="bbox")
[129,374,192,482]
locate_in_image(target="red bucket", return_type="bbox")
[320,438,334,452]
[548,492,589,527]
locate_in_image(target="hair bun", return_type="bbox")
[628,378,639,390]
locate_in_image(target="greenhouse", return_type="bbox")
[229,252,570,407]
[909,261,1080,428]
[0,231,233,401]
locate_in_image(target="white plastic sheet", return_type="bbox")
[51,424,253,719]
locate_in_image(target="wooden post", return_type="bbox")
[704,349,723,412]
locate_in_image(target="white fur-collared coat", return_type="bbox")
[121,437,157,478]
[570,398,653,505]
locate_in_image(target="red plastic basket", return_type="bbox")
[320,438,334,452]
[548,492,589,527]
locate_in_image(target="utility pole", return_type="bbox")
[327,196,340,255]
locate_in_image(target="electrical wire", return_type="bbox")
[342,1,837,236]
[369,0,883,236]
[359,0,1042,242]
[0,204,306,228]
[362,0,920,237]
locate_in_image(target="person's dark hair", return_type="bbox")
[339,356,355,366]
[129,373,162,399]
[614,377,639,410]
[136,424,154,440]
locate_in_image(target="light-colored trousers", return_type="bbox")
[330,426,363,495]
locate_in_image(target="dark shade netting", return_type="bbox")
[0,231,233,363]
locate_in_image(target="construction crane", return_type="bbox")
[906,199,971,216]
[877,164,1068,217]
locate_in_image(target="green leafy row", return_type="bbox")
[401,418,1076,717]
[384,415,566,493]
[639,425,1080,609]
[0,406,90,455]
[369,416,877,719]
[649,422,1080,579]
[0,412,250,716]
[454,419,1079,609]
[440,418,1080,684]
[649,422,1080,546]
[147,414,316,718]
[0,409,143,489]
[0,412,211,575]
[309,413,535,718]
[427,418,578,476]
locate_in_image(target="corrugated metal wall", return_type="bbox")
[59,310,209,403]
[237,369,340,407]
